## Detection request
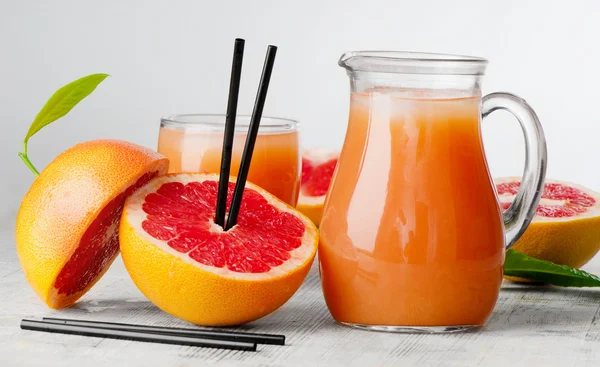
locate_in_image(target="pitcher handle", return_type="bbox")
[482,92,548,249]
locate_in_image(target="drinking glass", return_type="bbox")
[158,114,301,206]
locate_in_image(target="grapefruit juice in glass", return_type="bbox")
[319,52,547,332]
[158,115,300,206]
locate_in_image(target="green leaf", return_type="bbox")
[504,249,600,287]
[19,73,109,176]
[24,73,109,141]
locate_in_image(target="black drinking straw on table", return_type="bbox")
[21,319,257,351]
[225,45,277,230]
[41,317,285,345]
[215,38,245,228]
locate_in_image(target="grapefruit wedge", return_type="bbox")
[120,173,318,326]
[496,177,600,272]
[297,149,338,226]
[16,139,169,308]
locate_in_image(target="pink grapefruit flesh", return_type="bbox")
[301,156,337,197]
[497,180,597,218]
[140,179,306,273]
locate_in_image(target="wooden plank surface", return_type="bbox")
[2,222,600,366]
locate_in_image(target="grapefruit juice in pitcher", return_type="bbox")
[319,52,547,332]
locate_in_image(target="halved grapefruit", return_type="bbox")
[120,173,318,326]
[496,177,600,274]
[15,139,169,308]
[296,149,338,226]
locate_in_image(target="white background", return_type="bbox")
[1,0,599,222]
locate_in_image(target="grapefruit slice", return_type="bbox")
[297,149,338,226]
[496,177,600,272]
[15,139,169,308]
[120,173,318,326]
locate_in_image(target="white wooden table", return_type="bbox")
[1,220,600,367]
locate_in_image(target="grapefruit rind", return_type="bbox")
[297,194,326,226]
[120,173,319,326]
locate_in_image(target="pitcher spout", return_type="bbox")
[338,51,488,76]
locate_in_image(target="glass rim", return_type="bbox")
[160,114,299,132]
[339,51,489,76]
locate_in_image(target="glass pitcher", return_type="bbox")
[318,51,547,333]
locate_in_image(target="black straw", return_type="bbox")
[225,45,277,230]
[215,38,245,228]
[42,317,285,345]
[21,319,256,351]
